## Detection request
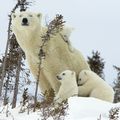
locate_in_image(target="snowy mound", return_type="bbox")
[0,97,120,120]
[67,97,120,120]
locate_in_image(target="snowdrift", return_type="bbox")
[0,97,120,120]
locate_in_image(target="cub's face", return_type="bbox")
[56,70,75,82]
[11,11,42,32]
[78,70,88,85]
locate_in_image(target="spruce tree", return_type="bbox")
[0,0,31,107]
[113,66,120,103]
[87,51,105,79]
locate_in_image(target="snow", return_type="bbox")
[0,97,120,120]
[67,97,114,120]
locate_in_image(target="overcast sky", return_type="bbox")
[0,0,120,84]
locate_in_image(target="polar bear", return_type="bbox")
[54,70,78,103]
[11,11,90,94]
[78,70,114,102]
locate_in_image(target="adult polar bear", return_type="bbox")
[11,11,90,94]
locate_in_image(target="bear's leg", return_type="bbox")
[54,91,63,103]
[42,70,61,94]
[78,86,90,97]
[90,88,114,102]
[38,73,52,93]
[26,56,52,93]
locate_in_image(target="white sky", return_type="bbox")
[0,0,120,84]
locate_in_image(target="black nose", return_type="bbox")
[56,75,62,80]
[56,75,59,79]
[22,18,28,24]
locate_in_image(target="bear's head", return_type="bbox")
[78,70,90,85]
[56,70,76,83]
[11,11,42,33]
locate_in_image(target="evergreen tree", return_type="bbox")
[11,0,31,109]
[0,0,31,107]
[87,51,105,79]
[113,66,120,103]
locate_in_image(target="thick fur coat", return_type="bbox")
[78,70,114,102]
[12,11,90,94]
[55,70,78,103]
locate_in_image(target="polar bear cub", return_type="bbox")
[78,70,114,102]
[55,70,78,103]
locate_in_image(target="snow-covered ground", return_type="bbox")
[0,97,120,120]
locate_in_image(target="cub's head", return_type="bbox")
[56,70,76,83]
[11,11,42,32]
[78,70,90,86]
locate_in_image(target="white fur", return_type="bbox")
[78,70,114,102]
[11,11,90,94]
[55,70,78,103]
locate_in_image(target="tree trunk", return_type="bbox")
[12,50,22,108]
[0,39,10,96]
[3,74,10,105]
[33,78,39,112]
[0,0,25,96]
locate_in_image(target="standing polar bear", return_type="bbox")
[78,70,114,102]
[55,70,78,103]
[11,11,90,94]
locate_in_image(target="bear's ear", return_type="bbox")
[37,13,42,19]
[71,71,75,76]
[11,13,16,19]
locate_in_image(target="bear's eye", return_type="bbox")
[62,73,65,75]
[79,78,81,81]
[19,15,22,17]
[29,14,33,17]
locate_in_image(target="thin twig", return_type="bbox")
[33,14,65,112]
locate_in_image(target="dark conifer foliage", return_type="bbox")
[22,88,29,106]
[39,89,68,120]
[109,107,120,120]
[87,51,105,79]
[113,66,120,103]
